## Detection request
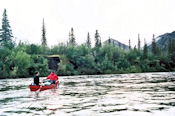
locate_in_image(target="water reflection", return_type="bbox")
[0,72,175,115]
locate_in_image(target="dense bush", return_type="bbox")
[14,51,30,77]
[0,43,50,78]
[0,40,175,78]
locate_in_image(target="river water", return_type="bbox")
[0,72,175,116]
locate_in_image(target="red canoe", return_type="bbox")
[29,80,59,91]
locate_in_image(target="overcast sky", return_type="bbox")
[0,0,175,47]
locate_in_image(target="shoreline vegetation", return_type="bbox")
[0,9,175,79]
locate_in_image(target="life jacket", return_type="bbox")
[46,72,58,81]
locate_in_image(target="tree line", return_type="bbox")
[0,9,175,78]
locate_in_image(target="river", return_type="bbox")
[0,72,175,116]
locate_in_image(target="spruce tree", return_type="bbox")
[95,30,98,47]
[129,39,131,50]
[152,34,157,55]
[95,30,101,48]
[69,27,76,46]
[99,38,102,47]
[108,37,111,44]
[86,32,91,48]
[41,18,47,46]
[0,9,14,48]
[143,39,148,59]
[138,34,141,50]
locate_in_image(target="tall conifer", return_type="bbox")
[41,18,47,46]
[152,34,157,55]
[69,27,76,46]
[0,9,14,48]
[86,32,91,48]
[143,39,148,58]
[129,39,131,50]
[95,30,101,48]
[138,34,141,50]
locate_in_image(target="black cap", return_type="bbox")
[34,71,39,75]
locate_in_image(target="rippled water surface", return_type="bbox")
[0,72,175,116]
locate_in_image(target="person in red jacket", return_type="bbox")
[46,71,58,84]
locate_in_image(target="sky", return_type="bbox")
[0,0,175,47]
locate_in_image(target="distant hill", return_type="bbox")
[104,38,129,50]
[149,31,175,51]
[104,31,175,51]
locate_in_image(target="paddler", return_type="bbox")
[33,71,40,85]
[46,71,58,84]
